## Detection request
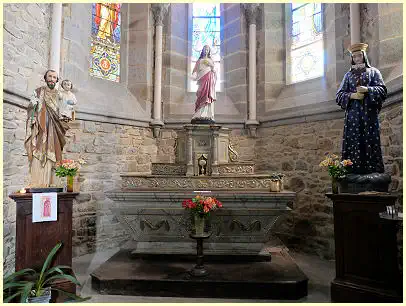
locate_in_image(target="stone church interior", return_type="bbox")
[3,2,403,303]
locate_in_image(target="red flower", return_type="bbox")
[181,195,223,214]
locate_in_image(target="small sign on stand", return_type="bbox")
[32,193,58,223]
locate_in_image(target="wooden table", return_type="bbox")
[9,192,78,302]
[327,193,402,302]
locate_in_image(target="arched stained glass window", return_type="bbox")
[89,3,121,82]
[287,3,323,84]
[190,3,221,92]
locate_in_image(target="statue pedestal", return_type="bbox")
[179,124,229,176]
[326,193,402,302]
[9,192,78,302]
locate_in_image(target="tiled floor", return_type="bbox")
[73,248,335,303]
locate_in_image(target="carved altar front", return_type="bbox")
[107,190,294,255]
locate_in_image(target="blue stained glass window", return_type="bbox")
[90,3,121,82]
[193,4,220,17]
[289,3,323,83]
[191,3,221,91]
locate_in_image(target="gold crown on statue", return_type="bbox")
[348,43,368,53]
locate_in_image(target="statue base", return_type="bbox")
[339,173,391,193]
[27,187,64,193]
[191,118,215,125]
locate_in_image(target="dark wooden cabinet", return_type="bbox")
[9,192,78,302]
[327,193,402,302]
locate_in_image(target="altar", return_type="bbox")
[106,123,296,256]
[92,123,307,300]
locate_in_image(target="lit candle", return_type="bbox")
[19,188,26,194]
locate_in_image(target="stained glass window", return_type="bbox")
[89,3,121,82]
[288,3,323,84]
[190,3,221,92]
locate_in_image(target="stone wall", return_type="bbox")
[3,3,51,94]
[65,121,157,256]
[3,103,30,276]
[361,3,403,83]
[255,102,403,259]
[3,104,158,275]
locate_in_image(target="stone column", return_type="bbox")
[211,126,221,176]
[243,4,260,137]
[186,127,194,176]
[49,3,63,73]
[151,4,169,138]
[350,4,361,44]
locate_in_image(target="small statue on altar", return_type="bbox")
[336,43,390,191]
[58,79,77,122]
[24,70,70,188]
[191,45,217,124]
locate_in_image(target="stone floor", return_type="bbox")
[73,248,335,303]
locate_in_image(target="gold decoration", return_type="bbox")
[218,165,254,175]
[270,180,282,192]
[228,143,239,162]
[122,176,273,190]
[348,43,368,53]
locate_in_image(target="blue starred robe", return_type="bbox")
[336,67,387,174]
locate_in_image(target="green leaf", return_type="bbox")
[20,282,34,303]
[4,268,36,284]
[51,288,91,302]
[38,242,63,288]
[3,291,22,303]
[44,265,71,277]
[43,274,81,287]
[3,282,30,290]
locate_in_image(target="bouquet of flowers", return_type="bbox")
[55,159,85,177]
[182,195,223,217]
[319,153,353,180]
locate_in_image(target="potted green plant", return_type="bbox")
[319,153,353,194]
[3,241,90,303]
[54,159,85,192]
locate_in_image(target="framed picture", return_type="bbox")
[32,193,58,223]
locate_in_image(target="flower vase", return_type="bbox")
[67,175,74,192]
[270,180,281,192]
[332,178,339,194]
[27,287,51,303]
[194,214,205,236]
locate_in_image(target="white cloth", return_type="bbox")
[192,102,214,120]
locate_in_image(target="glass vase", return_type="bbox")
[332,177,339,194]
[67,175,74,192]
[194,214,205,236]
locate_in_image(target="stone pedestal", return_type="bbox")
[327,193,402,302]
[178,124,230,176]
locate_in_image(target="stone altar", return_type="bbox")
[106,124,296,255]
